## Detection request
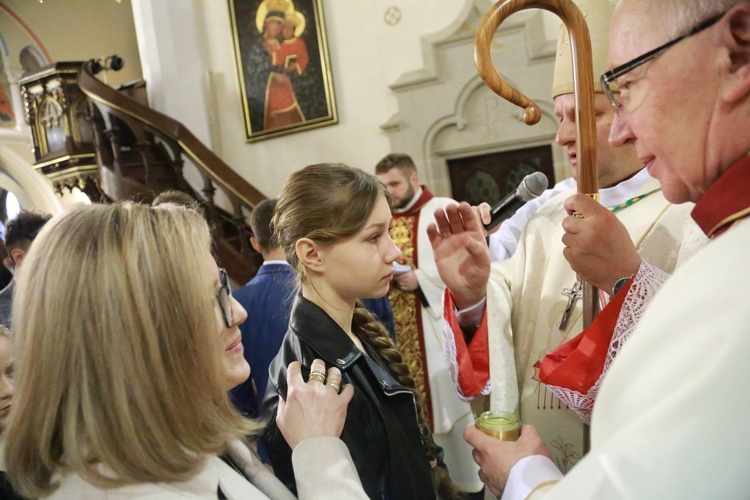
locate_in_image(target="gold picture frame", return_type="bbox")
[228,0,338,142]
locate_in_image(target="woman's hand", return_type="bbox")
[276,359,354,450]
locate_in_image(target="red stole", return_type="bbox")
[395,185,435,218]
[445,279,635,399]
[538,157,750,401]
[537,279,633,393]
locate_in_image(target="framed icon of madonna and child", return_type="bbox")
[229,0,338,142]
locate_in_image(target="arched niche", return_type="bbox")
[382,0,570,198]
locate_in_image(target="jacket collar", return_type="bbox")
[288,295,363,369]
[256,262,294,275]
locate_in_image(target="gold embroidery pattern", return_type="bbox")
[389,214,433,429]
[549,436,581,472]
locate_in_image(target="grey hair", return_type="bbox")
[627,0,745,38]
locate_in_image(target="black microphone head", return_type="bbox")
[517,172,549,201]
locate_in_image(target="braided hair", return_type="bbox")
[352,303,463,499]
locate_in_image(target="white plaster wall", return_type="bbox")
[0,0,143,87]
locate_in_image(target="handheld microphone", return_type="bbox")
[484,171,549,232]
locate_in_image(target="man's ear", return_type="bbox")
[295,238,324,273]
[250,236,262,254]
[720,4,750,103]
[9,248,25,268]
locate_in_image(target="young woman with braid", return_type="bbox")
[262,163,462,499]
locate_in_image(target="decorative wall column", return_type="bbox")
[130,0,213,147]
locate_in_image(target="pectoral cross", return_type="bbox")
[559,278,582,331]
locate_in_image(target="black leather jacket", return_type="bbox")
[262,295,436,499]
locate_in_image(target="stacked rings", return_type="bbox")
[308,370,326,383]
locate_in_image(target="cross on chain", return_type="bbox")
[559,278,583,331]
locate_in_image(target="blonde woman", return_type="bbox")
[4,202,365,499]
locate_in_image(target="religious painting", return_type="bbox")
[228,0,338,142]
[447,145,555,206]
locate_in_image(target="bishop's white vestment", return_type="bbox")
[444,170,705,472]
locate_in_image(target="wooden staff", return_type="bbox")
[475,0,600,327]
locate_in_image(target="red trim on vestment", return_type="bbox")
[692,157,750,238]
[444,292,490,398]
[389,192,437,428]
[395,185,435,217]
[538,279,633,393]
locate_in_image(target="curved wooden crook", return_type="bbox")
[475,0,600,326]
[475,0,598,196]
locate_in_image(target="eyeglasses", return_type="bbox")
[601,12,725,114]
[216,268,233,328]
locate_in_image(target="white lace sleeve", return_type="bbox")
[546,261,669,423]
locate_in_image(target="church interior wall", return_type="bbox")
[0,0,563,210]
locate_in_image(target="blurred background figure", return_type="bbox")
[0,210,52,329]
[231,199,296,419]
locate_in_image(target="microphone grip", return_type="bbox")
[484,193,527,232]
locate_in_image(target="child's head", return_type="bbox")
[282,10,305,40]
[273,163,399,296]
[0,326,13,432]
